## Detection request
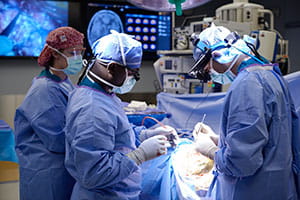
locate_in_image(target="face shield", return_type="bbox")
[63,47,86,57]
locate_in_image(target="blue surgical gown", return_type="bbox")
[213,62,299,200]
[64,77,141,200]
[14,70,75,200]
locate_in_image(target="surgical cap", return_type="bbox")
[92,31,142,69]
[193,24,251,64]
[38,26,84,67]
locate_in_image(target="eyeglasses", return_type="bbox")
[127,68,140,81]
[96,60,141,81]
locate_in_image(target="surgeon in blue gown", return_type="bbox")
[14,27,85,200]
[64,31,170,200]
[191,24,300,200]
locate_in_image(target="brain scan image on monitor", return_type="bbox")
[87,10,124,48]
[86,2,171,59]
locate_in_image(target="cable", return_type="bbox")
[272,29,283,39]
[77,59,94,84]
[245,41,264,62]
[183,87,212,128]
[153,79,163,93]
[180,14,207,28]
[141,116,166,128]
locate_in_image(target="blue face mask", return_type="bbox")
[50,54,83,75]
[210,68,236,85]
[112,76,136,94]
[209,55,239,85]
[87,69,136,94]
[48,45,83,75]
[64,55,83,75]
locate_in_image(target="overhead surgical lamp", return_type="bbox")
[127,0,212,15]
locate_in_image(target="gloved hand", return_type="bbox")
[193,122,219,145]
[139,125,178,142]
[126,135,168,165]
[194,133,219,160]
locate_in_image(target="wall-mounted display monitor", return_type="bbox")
[87,1,172,59]
[0,0,68,57]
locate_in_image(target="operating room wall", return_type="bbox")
[281,0,300,73]
[252,0,300,73]
[0,59,158,128]
[0,59,158,94]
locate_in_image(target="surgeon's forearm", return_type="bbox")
[207,146,219,160]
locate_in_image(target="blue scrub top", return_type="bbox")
[213,60,299,200]
[14,69,75,200]
[65,77,141,200]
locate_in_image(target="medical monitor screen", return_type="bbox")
[0,0,68,57]
[87,2,172,59]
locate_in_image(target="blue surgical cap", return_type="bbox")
[92,30,143,69]
[194,24,251,64]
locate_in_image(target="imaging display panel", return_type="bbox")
[0,0,68,57]
[87,2,172,59]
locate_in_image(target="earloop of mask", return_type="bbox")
[86,73,95,83]
[88,68,128,89]
[81,59,97,84]
[210,54,239,75]
[227,54,240,71]
[46,44,65,58]
[210,42,241,73]
[88,70,116,88]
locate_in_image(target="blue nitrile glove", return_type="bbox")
[127,135,168,165]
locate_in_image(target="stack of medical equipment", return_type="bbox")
[154,0,289,94]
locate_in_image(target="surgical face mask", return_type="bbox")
[88,69,137,94]
[47,45,83,75]
[56,54,83,75]
[112,76,136,94]
[209,55,239,85]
